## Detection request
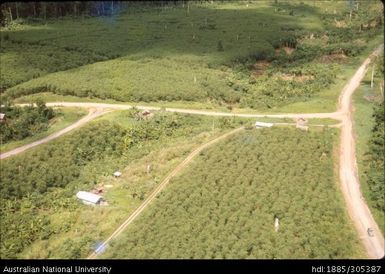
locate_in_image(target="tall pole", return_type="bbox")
[371,65,375,89]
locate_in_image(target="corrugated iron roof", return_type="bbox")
[76,191,102,204]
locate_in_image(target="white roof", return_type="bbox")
[76,191,102,204]
[0,113,5,119]
[113,171,122,177]
[255,121,274,127]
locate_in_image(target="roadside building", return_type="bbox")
[255,121,274,128]
[140,110,154,120]
[296,117,309,131]
[113,171,122,178]
[0,113,6,123]
[76,191,104,205]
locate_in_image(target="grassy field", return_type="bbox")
[1,1,383,111]
[0,109,251,258]
[352,52,384,234]
[0,107,87,153]
[101,127,365,259]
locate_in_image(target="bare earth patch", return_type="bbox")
[334,19,348,28]
[275,46,295,56]
[251,60,270,77]
[318,53,349,64]
[278,73,314,82]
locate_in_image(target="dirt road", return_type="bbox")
[0,108,107,160]
[337,45,384,259]
[44,101,343,120]
[3,102,340,160]
[87,126,244,259]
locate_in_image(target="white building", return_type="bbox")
[0,113,5,123]
[255,121,274,128]
[113,171,122,178]
[76,191,103,205]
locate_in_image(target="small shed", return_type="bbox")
[255,121,274,128]
[296,117,308,126]
[76,191,103,205]
[274,217,280,232]
[140,110,154,119]
[296,117,308,131]
[0,113,6,123]
[113,171,122,178]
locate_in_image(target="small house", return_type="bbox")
[91,186,104,194]
[255,121,274,128]
[296,117,308,131]
[76,191,103,206]
[0,113,6,123]
[113,171,122,178]
[140,110,154,120]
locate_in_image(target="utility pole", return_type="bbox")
[371,65,375,89]
[8,6,13,21]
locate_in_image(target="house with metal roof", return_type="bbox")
[76,191,103,205]
[255,121,274,128]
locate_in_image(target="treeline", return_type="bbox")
[0,99,55,143]
[364,101,384,213]
[103,128,363,259]
[0,1,215,25]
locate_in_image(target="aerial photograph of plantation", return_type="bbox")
[0,1,383,260]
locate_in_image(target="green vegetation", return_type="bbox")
[1,1,383,111]
[0,0,382,260]
[0,107,87,153]
[102,128,364,259]
[0,109,247,258]
[0,99,55,144]
[353,52,384,233]
[365,102,384,213]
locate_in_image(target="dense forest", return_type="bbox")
[0,99,55,143]
[102,128,363,259]
[0,1,195,24]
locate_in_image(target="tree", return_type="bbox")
[217,40,224,52]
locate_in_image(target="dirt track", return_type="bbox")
[0,108,107,160]
[337,45,384,259]
[43,101,343,120]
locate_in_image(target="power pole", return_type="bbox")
[371,65,375,89]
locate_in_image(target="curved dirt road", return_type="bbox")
[43,101,343,120]
[337,45,384,259]
[0,108,108,160]
[88,127,244,259]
